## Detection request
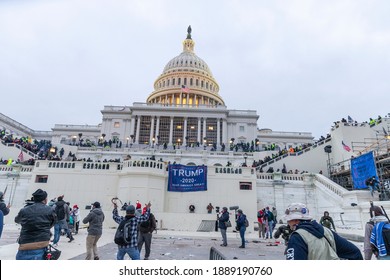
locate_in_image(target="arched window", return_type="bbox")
[184,78,187,85]
[172,78,175,85]
[196,79,199,86]
[190,78,193,86]
[178,78,181,85]
[201,81,204,88]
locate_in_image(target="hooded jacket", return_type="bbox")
[83,207,105,236]
[286,220,363,260]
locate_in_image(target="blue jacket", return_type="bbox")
[286,220,363,260]
[236,214,247,229]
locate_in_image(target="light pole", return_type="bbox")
[203,137,207,150]
[126,137,129,148]
[178,138,181,148]
[243,153,248,167]
[152,137,155,148]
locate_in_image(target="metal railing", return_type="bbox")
[209,246,227,260]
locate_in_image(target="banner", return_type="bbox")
[350,151,377,189]
[168,164,207,192]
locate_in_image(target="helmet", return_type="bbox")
[284,203,312,221]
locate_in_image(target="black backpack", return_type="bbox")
[55,204,66,220]
[139,213,155,233]
[114,218,134,246]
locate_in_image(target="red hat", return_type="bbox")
[73,204,78,209]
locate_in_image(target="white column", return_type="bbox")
[149,116,155,144]
[183,117,188,146]
[169,117,174,146]
[203,118,207,141]
[155,116,160,144]
[135,116,141,144]
[130,117,136,137]
[197,118,201,143]
[222,119,228,146]
[217,118,220,146]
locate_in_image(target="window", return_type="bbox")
[114,122,120,128]
[239,182,252,190]
[239,126,245,132]
[178,78,181,85]
[35,175,48,183]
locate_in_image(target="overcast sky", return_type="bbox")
[1,0,389,140]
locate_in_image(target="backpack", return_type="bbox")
[139,213,156,233]
[245,218,249,227]
[55,204,66,220]
[370,221,390,257]
[114,218,134,246]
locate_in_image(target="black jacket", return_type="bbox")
[0,200,9,216]
[15,202,57,245]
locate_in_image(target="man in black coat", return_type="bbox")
[15,189,57,260]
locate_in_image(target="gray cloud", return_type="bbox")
[1,0,389,139]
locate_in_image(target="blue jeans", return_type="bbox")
[267,220,274,238]
[53,220,70,244]
[239,227,246,247]
[16,248,46,260]
[117,246,140,260]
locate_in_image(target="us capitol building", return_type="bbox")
[1,27,389,232]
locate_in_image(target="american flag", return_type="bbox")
[18,150,24,162]
[181,85,190,93]
[342,141,351,152]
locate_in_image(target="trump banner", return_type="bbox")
[168,164,207,192]
[350,151,377,189]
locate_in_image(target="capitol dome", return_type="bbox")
[146,26,225,107]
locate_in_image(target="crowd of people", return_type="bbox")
[2,188,389,260]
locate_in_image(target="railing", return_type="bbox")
[256,138,332,170]
[215,167,243,175]
[1,142,39,159]
[209,246,227,260]
[122,160,165,170]
[314,174,347,198]
[256,173,304,181]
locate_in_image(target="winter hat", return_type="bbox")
[32,189,48,202]
[284,203,312,221]
[126,205,136,215]
[92,201,101,208]
[237,209,243,214]
[73,204,78,209]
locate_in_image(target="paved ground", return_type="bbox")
[0,223,365,260]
